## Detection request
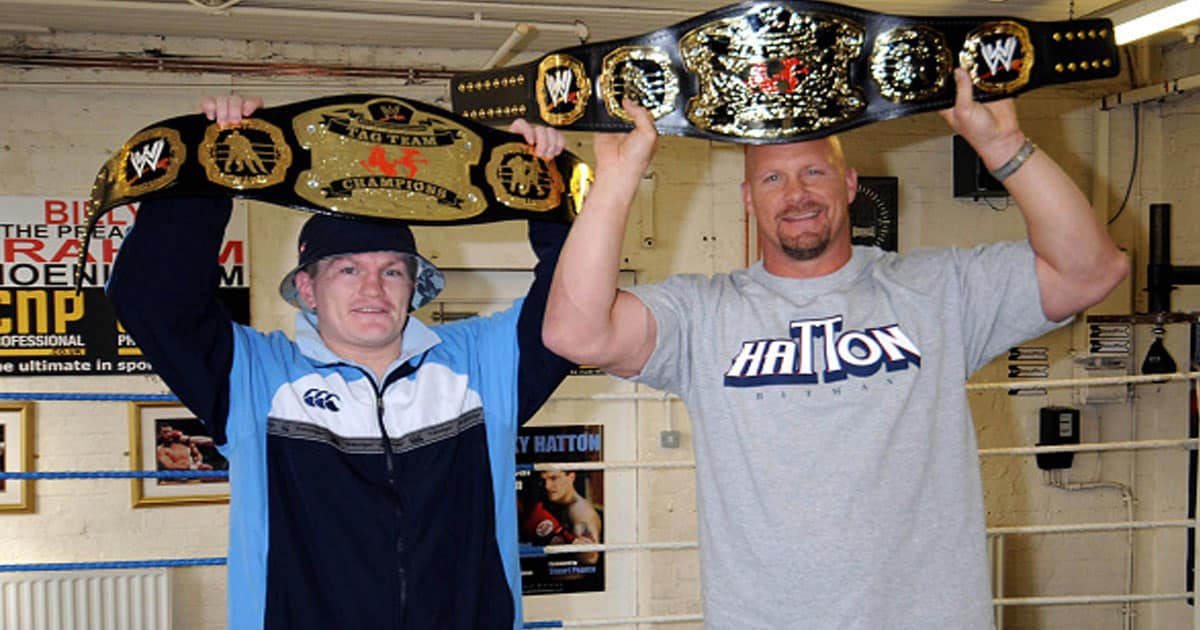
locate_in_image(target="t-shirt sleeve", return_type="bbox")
[624,274,705,394]
[953,240,1067,373]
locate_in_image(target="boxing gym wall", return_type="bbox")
[2,27,1200,630]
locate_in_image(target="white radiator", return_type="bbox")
[0,568,171,630]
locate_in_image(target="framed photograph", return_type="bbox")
[129,401,229,507]
[0,402,34,513]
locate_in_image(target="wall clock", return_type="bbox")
[850,176,898,252]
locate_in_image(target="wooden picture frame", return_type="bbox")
[129,401,229,507]
[0,402,34,513]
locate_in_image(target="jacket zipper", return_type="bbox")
[372,355,424,625]
[374,389,408,622]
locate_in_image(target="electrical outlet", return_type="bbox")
[660,430,681,449]
[1036,406,1079,470]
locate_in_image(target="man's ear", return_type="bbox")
[294,269,318,310]
[845,167,859,206]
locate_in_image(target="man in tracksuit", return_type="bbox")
[106,95,574,629]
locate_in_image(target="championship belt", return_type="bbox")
[81,94,593,284]
[451,0,1119,143]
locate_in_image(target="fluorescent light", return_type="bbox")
[0,24,51,34]
[1108,0,1200,44]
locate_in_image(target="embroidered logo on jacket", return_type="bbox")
[303,388,342,411]
[724,315,921,386]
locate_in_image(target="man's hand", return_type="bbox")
[937,68,1024,169]
[594,98,659,181]
[200,94,264,127]
[510,119,566,160]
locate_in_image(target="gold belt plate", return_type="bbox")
[680,4,866,140]
[293,97,488,222]
[87,127,186,219]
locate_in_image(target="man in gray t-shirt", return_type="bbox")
[544,68,1129,629]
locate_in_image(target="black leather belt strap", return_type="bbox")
[86,93,590,227]
[451,0,1119,144]
[81,94,591,286]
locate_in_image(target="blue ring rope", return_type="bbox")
[0,558,226,572]
[519,544,547,557]
[0,392,178,402]
[0,470,227,480]
[0,545,556,574]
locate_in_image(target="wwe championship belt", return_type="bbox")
[80,94,593,285]
[451,0,1119,143]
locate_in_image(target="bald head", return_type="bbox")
[743,135,849,181]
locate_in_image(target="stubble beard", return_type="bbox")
[777,203,831,261]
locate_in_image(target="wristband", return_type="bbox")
[988,137,1037,181]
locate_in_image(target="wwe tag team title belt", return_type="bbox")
[452,0,1120,143]
[80,94,593,284]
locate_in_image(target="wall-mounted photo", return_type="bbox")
[516,424,605,595]
[129,401,229,507]
[0,402,34,513]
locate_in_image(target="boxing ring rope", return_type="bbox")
[966,370,1200,392]
[980,438,1197,457]
[988,519,1194,536]
[521,615,704,628]
[519,461,694,472]
[995,593,1193,606]
[3,369,1196,404]
[0,558,227,573]
[5,369,1200,627]
[0,392,178,402]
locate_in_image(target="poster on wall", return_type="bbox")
[517,424,605,595]
[0,196,249,376]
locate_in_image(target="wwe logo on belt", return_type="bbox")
[545,70,577,108]
[112,128,185,198]
[373,103,412,123]
[128,139,166,183]
[980,37,1020,76]
[960,21,1034,94]
[536,54,590,126]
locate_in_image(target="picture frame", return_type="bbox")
[129,401,229,507]
[0,402,34,513]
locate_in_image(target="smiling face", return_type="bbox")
[294,251,416,368]
[742,136,858,277]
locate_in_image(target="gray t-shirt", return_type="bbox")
[629,243,1063,630]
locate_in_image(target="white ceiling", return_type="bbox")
[0,0,1155,58]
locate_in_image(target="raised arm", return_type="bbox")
[939,68,1129,322]
[542,101,660,379]
[106,95,263,442]
[107,197,236,441]
[514,219,576,422]
[506,119,577,421]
